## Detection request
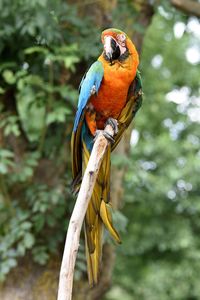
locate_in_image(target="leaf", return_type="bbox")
[46,107,71,125]
[20,221,32,230]
[2,70,16,84]
[17,244,26,256]
[4,124,20,136]
[23,233,35,249]
[0,87,5,94]
[0,163,8,174]
[24,46,48,55]
[0,149,14,158]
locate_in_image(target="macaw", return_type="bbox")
[71,28,142,285]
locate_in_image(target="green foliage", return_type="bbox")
[0,149,14,174]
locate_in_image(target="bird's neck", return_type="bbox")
[126,39,139,69]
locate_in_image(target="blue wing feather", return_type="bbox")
[73,61,104,132]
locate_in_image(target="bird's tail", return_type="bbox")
[82,141,121,285]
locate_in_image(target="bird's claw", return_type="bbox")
[94,130,115,144]
[105,118,118,134]
[94,118,118,144]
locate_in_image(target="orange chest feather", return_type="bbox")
[89,55,137,126]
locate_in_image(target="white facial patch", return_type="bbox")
[104,35,113,54]
[116,34,127,55]
[117,33,126,47]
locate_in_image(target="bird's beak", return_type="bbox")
[104,36,113,64]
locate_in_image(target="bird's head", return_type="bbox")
[101,28,136,65]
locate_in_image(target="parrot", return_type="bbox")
[71,28,143,285]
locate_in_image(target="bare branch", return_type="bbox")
[171,0,200,18]
[57,125,114,300]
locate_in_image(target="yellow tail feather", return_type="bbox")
[100,200,121,244]
[82,141,120,285]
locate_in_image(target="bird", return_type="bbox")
[71,28,143,285]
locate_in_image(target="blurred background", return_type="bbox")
[0,0,200,299]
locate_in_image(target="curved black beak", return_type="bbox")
[107,52,113,64]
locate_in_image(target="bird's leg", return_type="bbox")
[94,118,118,144]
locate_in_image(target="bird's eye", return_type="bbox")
[117,33,126,42]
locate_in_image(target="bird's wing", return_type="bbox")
[111,69,143,151]
[73,61,104,132]
[71,61,104,183]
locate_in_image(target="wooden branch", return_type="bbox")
[171,0,200,18]
[57,124,114,300]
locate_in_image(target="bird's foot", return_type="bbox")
[94,130,115,144]
[94,118,118,144]
[105,118,118,134]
